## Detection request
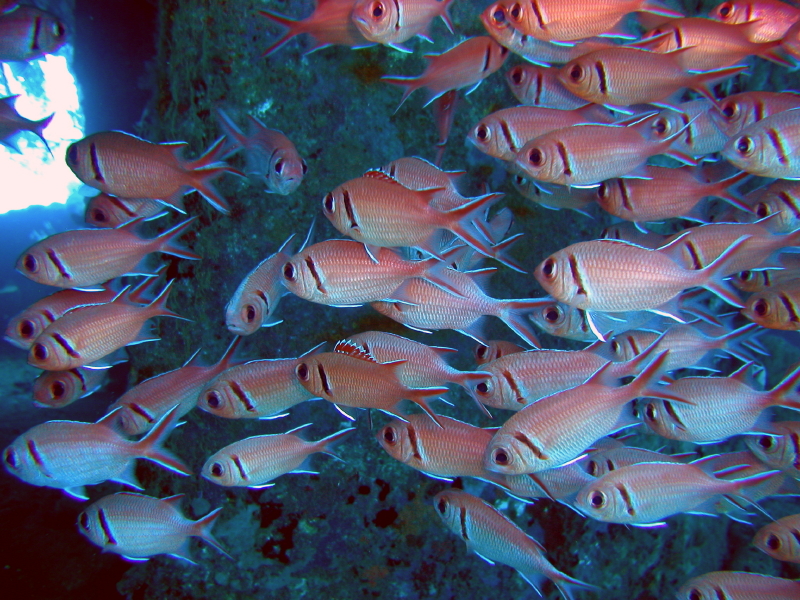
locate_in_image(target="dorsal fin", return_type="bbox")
[334,339,377,362]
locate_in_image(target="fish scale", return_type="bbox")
[676,571,800,600]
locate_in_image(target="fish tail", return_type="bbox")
[758,40,795,68]
[31,112,54,156]
[697,235,750,307]
[258,10,305,57]
[407,387,449,428]
[213,108,248,153]
[713,322,761,362]
[689,65,749,106]
[381,75,422,113]
[153,216,201,260]
[709,170,750,212]
[186,136,245,214]
[768,362,800,408]
[639,0,683,17]
[439,0,457,33]
[499,299,550,348]
[213,336,243,372]
[191,506,232,559]
[134,404,192,476]
[550,570,603,600]
[314,427,357,459]
[145,280,190,322]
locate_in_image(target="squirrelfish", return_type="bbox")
[201,424,354,488]
[2,406,190,500]
[648,99,728,158]
[77,492,227,563]
[526,299,656,342]
[382,36,509,109]
[85,194,171,228]
[580,445,686,479]
[709,0,800,42]
[378,156,466,210]
[66,132,239,214]
[16,217,199,289]
[723,107,800,179]
[433,490,597,599]
[746,421,800,478]
[351,0,455,49]
[753,512,800,563]
[0,4,66,61]
[741,280,800,330]
[0,94,52,154]
[108,338,242,436]
[741,179,800,234]
[676,571,800,600]
[505,64,587,109]
[474,340,525,366]
[33,367,108,409]
[28,282,186,371]
[712,90,800,137]
[215,108,306,195]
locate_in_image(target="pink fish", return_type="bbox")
[0,4,66,61]
[33,367,108,409]
[753,512,800,563]
[677,572,800,600]
[709,0,800,42]
[78,492,227,563]
[0,95,52,154]
[351,0,455,50]
[504,63,587,108]
[84,194,171,229]
[474,339,526,366]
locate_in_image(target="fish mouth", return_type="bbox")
[3,334,28,350]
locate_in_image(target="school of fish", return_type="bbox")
[5,0,800,597]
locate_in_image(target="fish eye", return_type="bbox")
[736,136,753,156]
[301,161,308,175]
[370,1,384,18]
[589,490,607,508]
[210,462,224,477]
[475,124,491,142]
[382,426,397,445]
[282,262,296,282]
[67,144,78,165]
[3,447,18,469]
[91,208,108,222]
[752,298,770,317]
[755,202,770,219]
[757,435,777,451]
[244,304,257,323]
[611,340,620,354]
[79,512,90,531]
[54,21,66,39]
[492,7,505,24]
[33,344,48,361]
[527,147,543,166]
[739,270,753,282]
[766,533,781,550]
[509,66,524,85]
[688,590,704,600]
[721,101,737,118]
[543,305,562,323]
[569,64,583,81]
[475,345,489,360]
[541,257,557,279]
[587,460,599,476]
[475,381,490,396]
[436,498,447,514]
[22,254,38,273]
[491,447,510,466]
[205,391,222,409]
[18,320,36,339]
[509,2,522,20]
[274,159,284,174]
[296,363,309,381]
[323,193,335,213]
[644,403,658,422]
[653,118,668,136]
[597,182,608,199]
[717,2,733,18]
[51,381,66,399]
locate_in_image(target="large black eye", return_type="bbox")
[740,270,753,282]
[437,498,447,514]
[301,161,308,175]
[569,64,582,81]
[23,254,38,273]
[371,1,384,18]
[590,491,606,508]
[323,193,335,213]
[274,159,284,174]
[3,448,18,468]
[528,148,543,166]
[755,202,770,219]
[611,340,620,353]
[92,208,107,222]
[210,463,224,477]
[722,101,736,118]
[653,118,667,135]
[753,298,769,317]
[53,21,66,39]
[597,182,608,199]
[541,258,556,278]
[283,262,296,281]
[296,363,309,381]
[718,2,732,17]
[382,427,396,444]
[644,403,658,421]
[19,320,35,339]
[511,68,524,86]
[475,382,490,395]
[245,305,256,323]
[766,533,781,550]
[206,391,221,409]
[67,144,78,165]
[79,512,90,531]
[736,136,753,155]
[492,448,510,465]
[476,345,488,360]
[33,344,48,361]
[758,435,777,450]
[51,381,66,399]
[509,2,521,20]
[475,124,490,141]
[492,7,505,23]
[688,590,703,600]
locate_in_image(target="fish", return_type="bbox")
[474,340,525,366]
[484,351,680,474]
[215,108,307,195]
[746,421,800,478]
[66,132,239,214]
[595,167,749,223]
[573,459,777,526]
[433,489,598,599]
[533,235,747,313]
[579,445,687,479]
[15,217,200,289]
[295,346,448,425]
[495,0,681,42]
[377,414,508,487]
[280,239,463,306]
[709,0,800,42]
[740,179,800,234]
[468,104,611,162]
[514,117,695,187]
[676,571,800,600]
[557,47,746,110]
[382,36,509,109]
[431,90,459,165]
[33,367,109,409]
[108,337,242,436]
[259,0,372,56]
[201,424,354,488]
[711,90,800,137]
[753,512,800,563]
[0,4,66,62]
[0,95,53,154]
[84,194,172,228]
[732,254,800,292]
[504,462,596,504]
[77,492,227,563]
[225,233,295,335]
[722,107,800,179]
[370,267,548,347]
[741,279,800,330]
[27,281,187,371]
[377,156,467,210]
[2,405,190,500]
[350,0,455,50]
[646,99,728,158]
[505,64,588,109]
[639,362,800,443]
[512,175,596,216]
[527,299,657,342]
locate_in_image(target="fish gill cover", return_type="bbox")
[2,0,800,598]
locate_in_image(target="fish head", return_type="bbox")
[527,301,576,337]
[708,1,746,25]
[741,290,784,329]
[351,0,398,43]
[484,431,542,475]
[502,0,541,35]
[711,95,751,137]
[65,139,95,187]
[432,489,469,534]
[321,185,360,238]
[225,290,270,336]
[573,479,630,522]
[294,355,333,401]
[467,373,515,410]
[197,380,249,418]
[515,137,566,185]
[376,420,415,464]
[647,110,687,145]
[33,370,80,408]
[114,405,150,436]
[201,452,244,486]
[752,521,795,562]
[39,13,68,54]
[28,332,74,370]
[638,399,675,438]
[722,128,771,176]
[76,503,111,549]
[266,149,306,195]
[534,250,583,306]
[746,428,797,471]
[5,309,48,350]
[468,116,510,161]
[84,194,128,228]
[2,434,48,486]
[675,577,739,600]
[16,244,67,286]
[558,57,601,101]
[505,65,533,101]
[281,253,325,302]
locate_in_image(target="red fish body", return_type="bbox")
[33,367,108,408]
[84,194,171,228]
[742,280,800,330]
[723,107,800,179]
[0,4,66,61]
[351,0,455,48]
[77,492,227,562]
[0,95,53,153]
[710,0,800,42]
[16,217,199,289]
[66,132,238,214]
[677,571,800,600]
[505,64,588,108]
[754,513,800,563]
[712,91,800,137]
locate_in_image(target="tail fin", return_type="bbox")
[498,299,550,348]
[214,108,247,154]
[708,170,751,213]
[186,137,244,214]
[381,75,423,113]
[406,387,450,428]
[696,235,750,307]
[689,65,749,106]
[210,336,244,376]
[134,404,192,475]
[313,427,357,459]
[31,113,54,156]
[258,10,305,57]
[153,216,201,260]
[191,506,232,559]
[443,193,520,269]
[145,280,190,322]
[767,362,800,410]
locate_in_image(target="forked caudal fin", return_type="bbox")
[133,404,192,476]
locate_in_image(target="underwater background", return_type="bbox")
[1,0,800,598]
